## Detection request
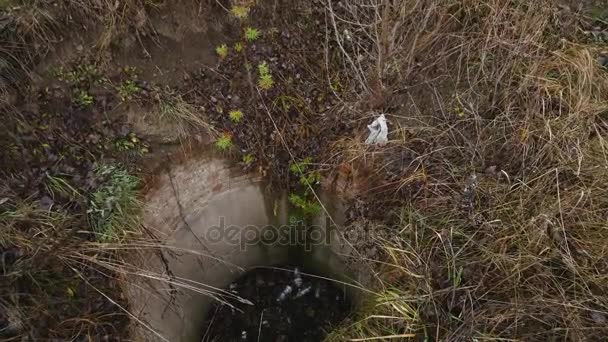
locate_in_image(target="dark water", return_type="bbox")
[201,265,351,342]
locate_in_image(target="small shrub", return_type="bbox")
[244,27,260,41]
[216,44,228,59]
[52,64,105,85]
[229,109,243,123]
[288,158,322,217]
[215,133,232,151]
[234,42,243,53]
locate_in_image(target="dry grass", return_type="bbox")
[0,199,127,339]
[0,188,247,340]
[158,93,218,140]
[325,0,608,340]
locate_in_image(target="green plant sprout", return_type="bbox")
[242,153,254,165]
[258,61,270,75]
[215,133,232,151]
[230,5,249,19]
[117,79,140,101]
[244,27,261,41]
[257,61,274,89]
[289,157,312,174]
[229,109,243,123]
[216,44,228,59]
[289,157,320,187]
[298,170,321,188]
[51,64,105,85]
[123,66,138,76]
[114,132,149,155]
[288,193,321,216]
[234,42,243,53]
[259,74,274,89]
[74,89,93,108]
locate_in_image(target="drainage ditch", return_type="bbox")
[127,156,369,341]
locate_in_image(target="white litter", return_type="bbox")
[277,285,293,302]
[295,286,312,299]
[365,114,388,145]
[293,268,303,288]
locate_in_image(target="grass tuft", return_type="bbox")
[87,164,140,242]
[158,94,215,138]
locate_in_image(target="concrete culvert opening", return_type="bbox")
[127,155,371,342]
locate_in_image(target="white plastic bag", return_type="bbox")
[365,114,388,145]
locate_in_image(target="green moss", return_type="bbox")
[230,5,250,19]
[244,27,261,41]
[216,44,229,59]
[215,133,233,151]
[257,62,274,89]
[229,109,243,123]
